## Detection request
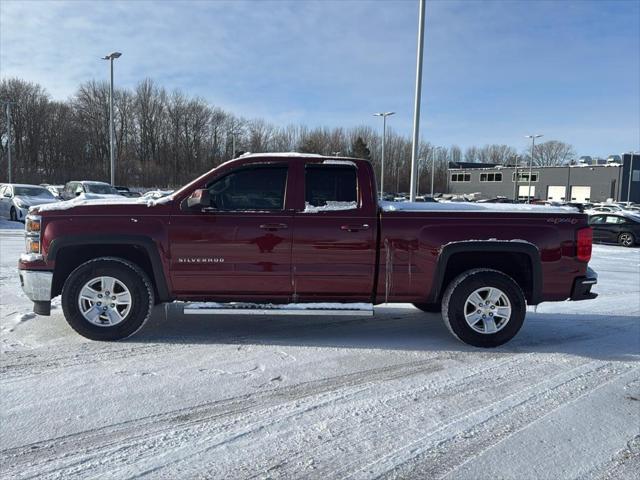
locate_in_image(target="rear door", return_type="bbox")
[169,162,294,300]
[291,161,377,301]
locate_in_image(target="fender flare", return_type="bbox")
[48,234,171,302]
[428,240,543,305]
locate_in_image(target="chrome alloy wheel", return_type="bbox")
[463,287,512,334]
[619,233,634,247]
[77,276,132,327]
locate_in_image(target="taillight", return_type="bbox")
[576,227,592,262]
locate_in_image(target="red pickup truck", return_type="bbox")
[19,153,597,347]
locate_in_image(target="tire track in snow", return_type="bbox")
[358,362,638,480]
[0,358,445,479]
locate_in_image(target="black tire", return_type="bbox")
[441,268,526,348]
[61,257,154,341]
[413,303,441,313]
[9,207,17,222]
[618,232,635,248]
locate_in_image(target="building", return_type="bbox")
[447,153,639,203]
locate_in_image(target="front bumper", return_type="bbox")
[570,266,598,301]
[19,270,53,315]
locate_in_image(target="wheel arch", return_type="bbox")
[48,235,171,303]
[428,240,542,305]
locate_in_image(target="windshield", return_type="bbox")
[85,184,118,194]
[14,186,55,198]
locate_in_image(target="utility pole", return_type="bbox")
[373,112,395,199]
[409,0,426,201]
[2,101,15,183]
[102,52,122,185]
[525,134,543,203]
[513,154,519,201]
[627,152,638,203]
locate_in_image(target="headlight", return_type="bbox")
[25,215,42,255]
[26,216,41,233]
[15,199,28,208]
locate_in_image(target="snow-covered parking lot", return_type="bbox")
[1,225,638,479]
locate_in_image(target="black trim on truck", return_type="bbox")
[428,240,543,305]
[570,266,598,301]
[47,235,172,302]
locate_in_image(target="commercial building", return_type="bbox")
[447,153,639,203]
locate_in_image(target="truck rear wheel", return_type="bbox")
[441,269,525,348]
[61,257,154,341]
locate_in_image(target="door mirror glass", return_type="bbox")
[187,189,211,209]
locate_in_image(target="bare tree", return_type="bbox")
[530,140,576,166]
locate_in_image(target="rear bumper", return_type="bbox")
[19,270,53,315]
[570,266,598,301]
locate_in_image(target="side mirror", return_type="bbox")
[187,189,211,209]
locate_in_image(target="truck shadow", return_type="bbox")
[130,306,640,362]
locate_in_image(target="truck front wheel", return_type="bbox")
[61,257,154,341]
[441,269,525,348]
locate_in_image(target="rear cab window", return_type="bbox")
[303,164,358,212]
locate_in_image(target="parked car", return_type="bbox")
[588,213,640,247]
[40,184,64,199]
[62,181,123,200]
[477,197,514,204]
[414,195,438,203]
[114,186,142,198]
[0,184,59,222]
[21,153,597,348]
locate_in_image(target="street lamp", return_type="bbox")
[102,51,122,185]
[525,134,543,203]
[627,151,639,203]
[374,111,395,199]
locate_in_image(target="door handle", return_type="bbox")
[259,223,288,230]
[341,224,370,232]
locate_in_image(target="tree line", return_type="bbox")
[0,77,576,193]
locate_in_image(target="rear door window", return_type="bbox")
[304,164,357,212]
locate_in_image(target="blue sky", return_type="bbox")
[1,0,638,157]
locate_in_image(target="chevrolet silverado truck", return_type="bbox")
[19,153,597,347]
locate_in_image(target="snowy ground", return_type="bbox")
[0,226,638,479]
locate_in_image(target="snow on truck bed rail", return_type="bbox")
[32,192,175,213]
[379,201,579,214]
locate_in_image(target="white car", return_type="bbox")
[0,184,60,222]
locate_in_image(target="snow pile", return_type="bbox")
[380,201,578,214]
[303,201,357,213]
[322,159,357,167]
[32,192,175,213]
[184,302,372,311]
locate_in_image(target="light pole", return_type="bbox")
[513,154,519,201]
[409,0,426,202]
[374,111,395,199]
[2,101,15,183]
[102,51,122,185]
[525,134,543,203]
[627,152,639,203]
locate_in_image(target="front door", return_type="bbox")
[169,163,293,301]
[291,162,376,301]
